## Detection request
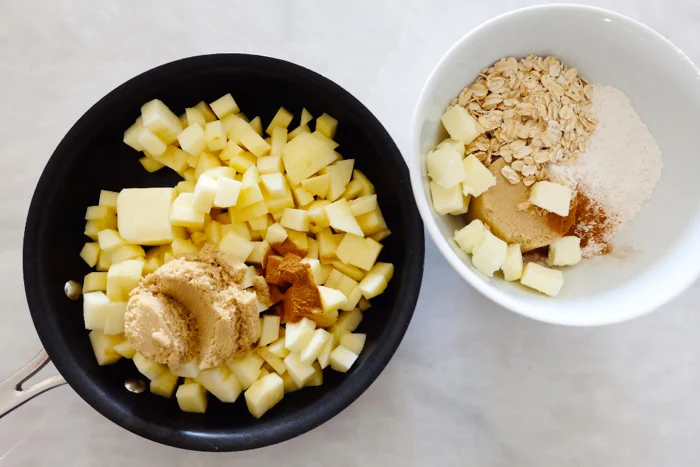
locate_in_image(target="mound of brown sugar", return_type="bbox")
[125,245,260,369]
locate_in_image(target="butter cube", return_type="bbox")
[462,155,496,197]
[471,230,507,277]
[454,219,487,255]
[520,263,564,297]
[529,181,572,216]
[501,244,523,281]
[440,105,483,144]
[426,144,466,190]
[430,181,465,216]
[547,236,582,266]
[436,138,466,156]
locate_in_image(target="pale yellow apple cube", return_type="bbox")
[335,234,382,271]
[249,116,263,135]
[245,373,284,418]
[141,99,183,144]
[106,259,144,301]
[133,352,166,380]
[426,144,466,190]
[229,354,264,390]
[203,167,236,180]
[248,214,269,232]
[529,181,572,217]
[280,208,310,232]
[312,130,339,149]
[110,244,146,264]
[97,229,126,253]
[89,330,122,366]
[547,236,582,266]
[150,371,179,398]
[454,219,487,255]
[301,174,330,198]
[356,208,388,236]
[340,333,366,355]
[285,317,316,353]
[113,339,137,359]
[332,260,365,282]
[171,238,199,258]
[267,337,290,359]
[83,291,110,330]
[270,127,287,159]
[80,242,100,267]
[209,93,239,119]
[257,155,284,174]
[520,262,564,297]
[357,262,393,299]
[196,366,242,403]
[139,156,164,173]
[123,118,145,151]
[317,228,341,260]
[329,345,358,373]
[283,353,315,387]
[103,301,127,335]
[169,359,200,379]
[137,128,167,157]
[221,114,252,144]
[325,199,364,237]
[96,249,112,271]
[349,194,377,217]
[219,140,245,162]
[194,152,222,179]
[204,120,227,152]
[502,244,524,281]
[302,259,332,285]
[471,230,507,277]
[259,347,287,375]
[316,113,338,138]
[265,222,288,244]
[319,286,347,312]
[192,175,217,213]
[117,188,175,245]
[289,183,315,207]
[213,176,242,208]
[176,383,208,413]
[177,123,206,155]
[259,315,281,347]
[219,232,255,262]
[246,240,270,265]
[237,184,264,209]
[240,129,271,157]
[462,155,496,197]
[185,107,206,128]
[282,132,337,185]
[326,159,354,201]
[300,329,332,365]
[317,337,334,369]
[260,173,288,199]
[83,272,107,293]
[441,105,483,144]
[98,190,119,209]
[340,286,363,312]
[265,107,294,135]
[170,193,205,229]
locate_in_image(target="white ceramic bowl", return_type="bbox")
[411,5,700,326]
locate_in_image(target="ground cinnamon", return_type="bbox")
[568,190,617,258]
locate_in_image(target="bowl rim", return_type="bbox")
[410,4,700,326]
[23,53,425,451]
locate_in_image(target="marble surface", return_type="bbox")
[1,0,699,465]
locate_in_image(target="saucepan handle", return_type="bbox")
[0,348,66,418]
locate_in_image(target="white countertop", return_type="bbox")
[1,0,699,465]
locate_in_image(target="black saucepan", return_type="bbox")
[3,54,424,451]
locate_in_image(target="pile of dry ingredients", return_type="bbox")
[551,84,663,257]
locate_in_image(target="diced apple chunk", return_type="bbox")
[529,181,572,217]
[204,120,227,152]
[502,244,524,281]
[240,129,271,157]
[123,118,145,151]
[316,113,338,139]
[426,144,466,190]
[335,234,382,271]
[245,373,284,418]
[209,93,239,119]
[259,347,287,374]
[340,333,366,355]
[169,360,200,378]
[97,229,126,252]
[229,354,265,390]
[547,236,582,266]
[177,123,207,155]
[326,159,354,201]
[133,352,167,380]
[265,107,294,134]
[259,315,281,346]
[170,193,205,229]
[358,263,393,299]
[106,259,144,301]
[83,272,107,293]
[318,286,347,312]
[280,208,310,232]
[141,99,183,144]
[113,339,137,359]
[103,301,127,335]
[520,262,564,297]
[196,366,242,403]
[329,345,358,373]
[265,222,288,244]
[299,328,332,364]
[89,330,122,366]
[137,128,167,157]
[176,383,208,413]
[325,199,364,237]
[283,353,315,387]
[462,155,496,197]
[285,317,316,353]
[80,242,100,267]
[150,371,179,398]
[441,105,483,144]
[219,232,255,262]
[185,107,206,127]
[301,174,330,198]
[98,190,119,209]
[282,132,337,185]
[317,337,334,369]
[213,176,242,208]
[83,291,110,330]
[192,175,217,213]
[454,219,487,255]
[117,188,175,245]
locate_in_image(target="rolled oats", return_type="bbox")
[451,55,598,186]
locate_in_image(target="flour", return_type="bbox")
[550,84,663,257]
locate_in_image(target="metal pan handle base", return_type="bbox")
[0,349,66,418]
